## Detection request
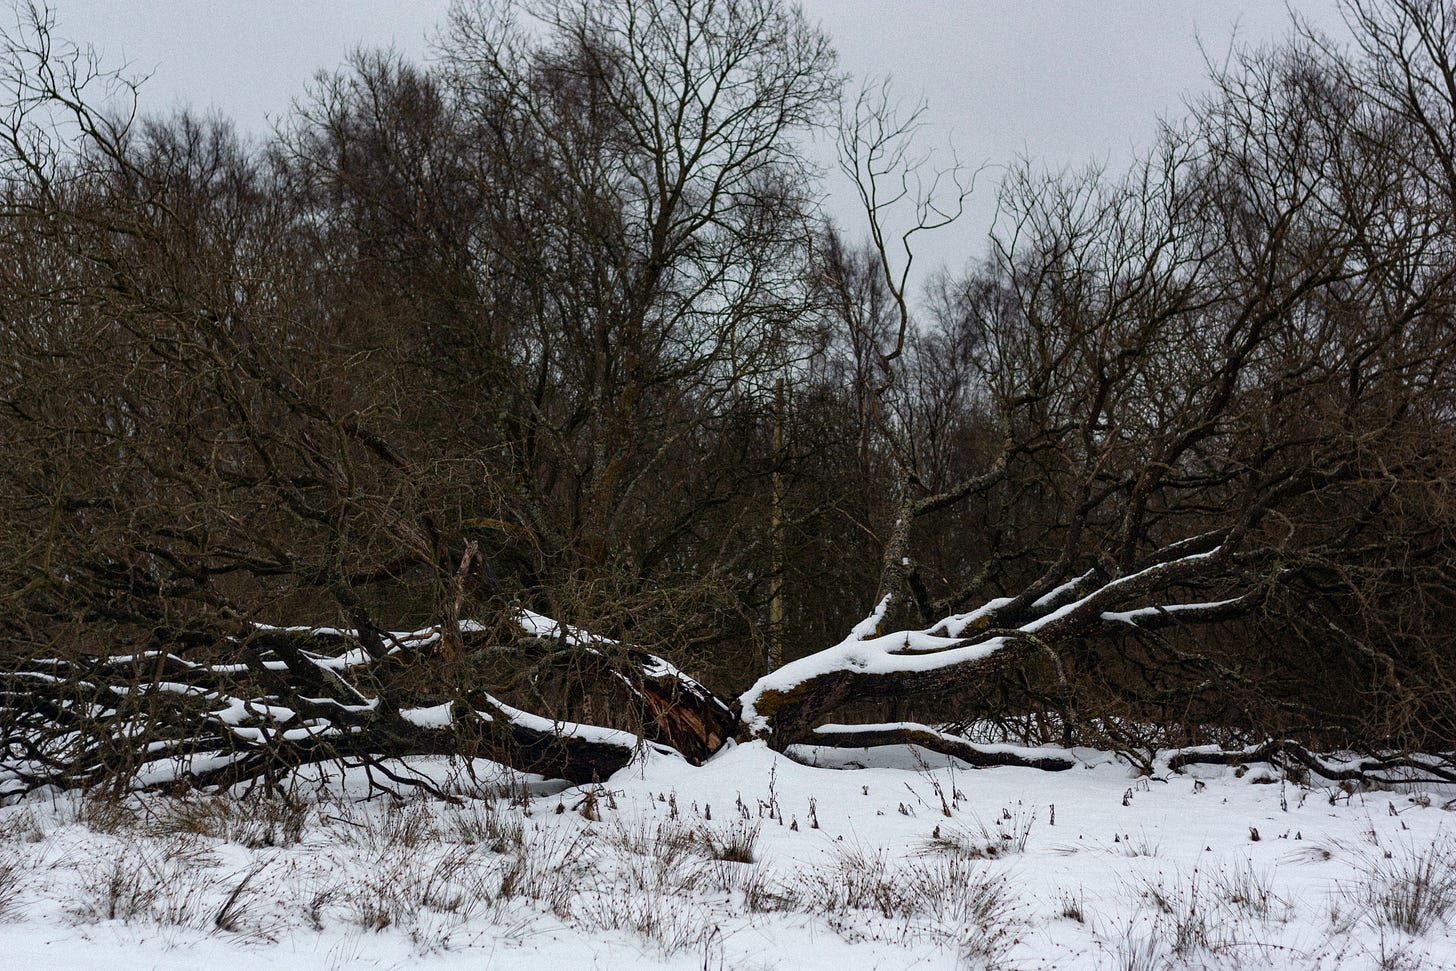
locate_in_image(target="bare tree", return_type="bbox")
[816,81,1003,633]
[7,0,1456,799]
[740,22,1456,761]
[0,0,832,791]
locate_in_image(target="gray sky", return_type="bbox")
[43,0,1346,272]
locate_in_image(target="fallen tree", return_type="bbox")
[1,610,734,797]
[10,594,1456,798]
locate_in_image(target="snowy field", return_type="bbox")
[1,742,1454,970]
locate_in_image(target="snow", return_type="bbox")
[1,743,1454,970]
[513,608,613,646]
[1017,546,1225,634]
[10,602,1449,967]
[401,704,456,730]
[739,619,1008,733]
[929,595,1015,636]
[1101,598,1240,624]
[740,547,1236,736]
[1030,570,1095,608]
[480,693,676,754]
[212,698,296,726]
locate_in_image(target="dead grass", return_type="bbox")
[150,792,307,847]
[72,792,140,834]
[2,770,1452,967]
[438,799,524,853]
[699,818,760,863]
[68,837,275,940]
[799,840,1022,961]
[338,844,497,951]
[920,803,1035,860]
[0,807,44,844]
[1115,860,1295,969]
[1333,836,1456,936]
[0,859,24,921]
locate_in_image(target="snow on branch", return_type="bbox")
[0,607,729,798]
[739,536,1242,742]
[1158,740,1456,786]
[807,722,1077,771]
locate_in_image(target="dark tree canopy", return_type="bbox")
[4,0,1456,798]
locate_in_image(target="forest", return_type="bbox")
[4,0,1456,798]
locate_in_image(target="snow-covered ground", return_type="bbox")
[1,741,1453,970]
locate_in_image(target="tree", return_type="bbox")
[744,18,1456,758]
[6,0,1456,800]
[0,0,824,793]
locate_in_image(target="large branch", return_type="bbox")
[1159,739,1456,787]
[740,537,1244,745]
[507,609,736,763]
[806,722,1076,771]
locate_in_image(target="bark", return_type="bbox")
[740,536,1240,748]
[0,615,729,797]
[1161,740,1456,787]
[805,723,1075,771]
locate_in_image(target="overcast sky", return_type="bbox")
[43,0,1347,272]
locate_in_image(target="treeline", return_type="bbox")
[3,0,1456,789]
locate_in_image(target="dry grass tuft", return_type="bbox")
[151,792,307,847]
[1334,837,1456,936]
